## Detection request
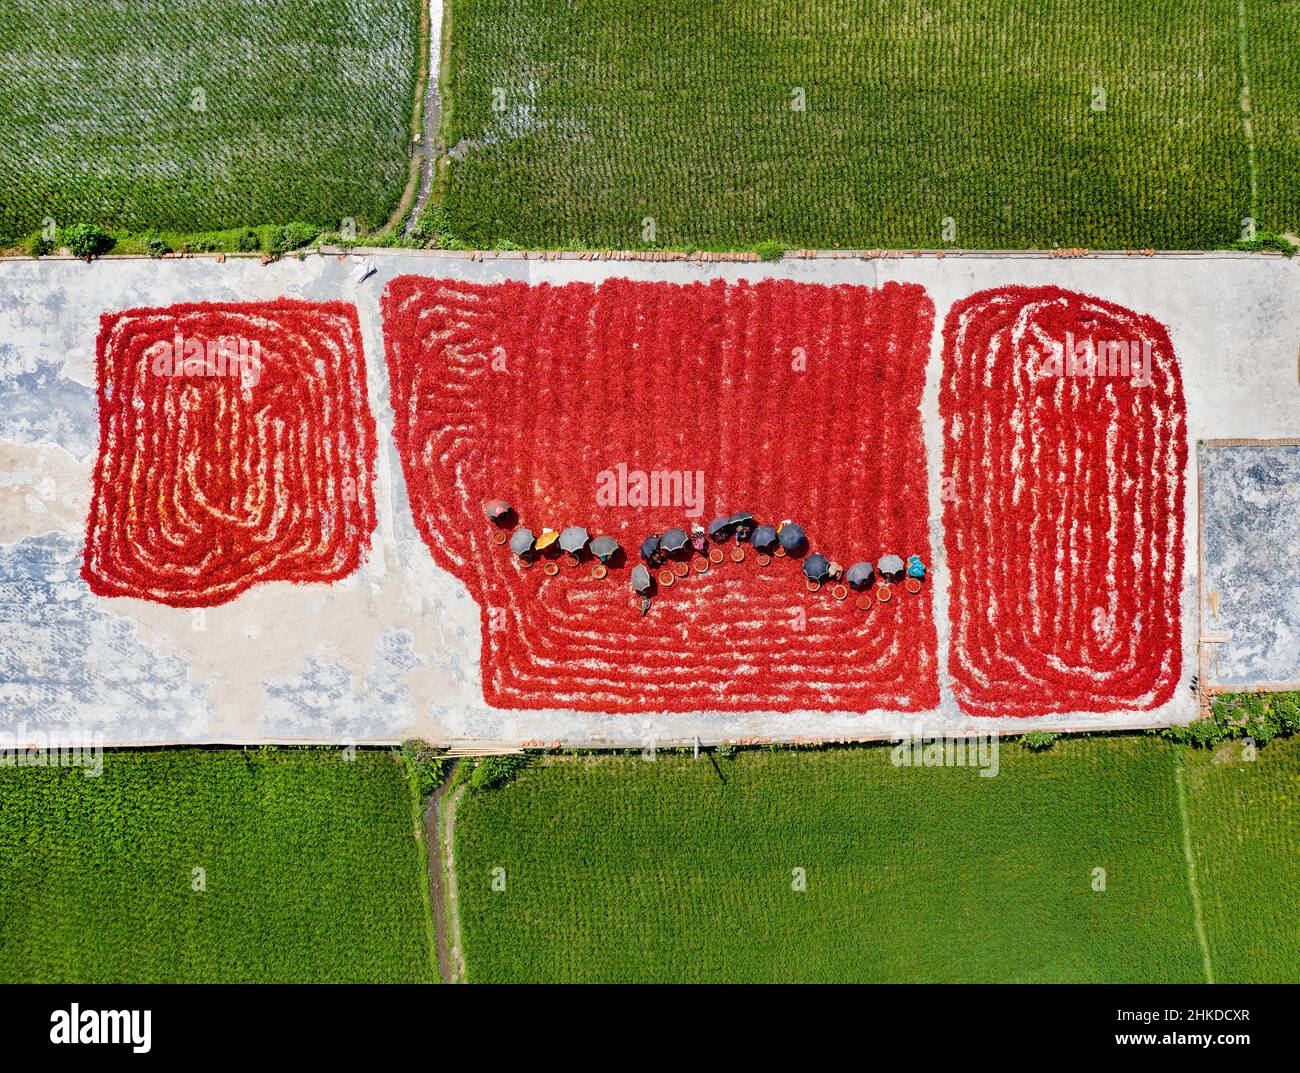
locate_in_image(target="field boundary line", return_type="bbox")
[1,248,1287,264]
[53,711,1203,749]
[340,247,1287,261]
[1173,752,1215,983]
[1235,0,1259,223]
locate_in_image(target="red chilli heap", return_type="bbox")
[83,299,378,608]
[941,286,1187,717]
[382,276,939,714]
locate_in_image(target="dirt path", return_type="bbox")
[439,783,468,982]
[424,766,467,984]
[422,775,450,981]
[404,0,446,236]
[378,0,444,237]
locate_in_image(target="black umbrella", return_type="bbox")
[640,534,661,563]
[590,536,620,562]
[846,562,875,591]
[660,528,690,555]
[485,499,514,524]
[878,554,906,581]
[631,564,654,594]
[509,528,535,557]
[729,512,755,541]
[802,552,830,581]
[559,526,590,555]
[777,522,807,554]
[707,516,734,542]
[750,524,778,553]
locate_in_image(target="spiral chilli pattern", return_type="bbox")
[383,276,939,713]
[940,286,1187,717]
[82,300,378,608]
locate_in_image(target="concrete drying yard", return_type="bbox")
[1199,440,1300,691]
[2,250,1298,748]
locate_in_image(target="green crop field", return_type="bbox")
[441,0,1299,250]
[453,736,1300,982]
[0,749,436,983]
[1248,0,1300,239]
[1182,738,1300,982]
[5,0,1295,251]
[0,0,421,243]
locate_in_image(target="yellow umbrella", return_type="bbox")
[534,529,560,553]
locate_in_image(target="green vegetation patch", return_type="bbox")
[1247,0,1300,237]
[441,0,1295,250]
[454,738,1211,982]
[1182,737,1300,982]
[0,0,422,242]
[0,748,436,983]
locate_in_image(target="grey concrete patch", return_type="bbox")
[1199,441,1300,689]
[0,534,214,740]
[2,251,1298,746]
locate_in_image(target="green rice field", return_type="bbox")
[441,0,1299,249]
[0,749,436,983]
[2,736,1293,983]
[454,736,1300,982]
[5,1,1296,250]
[0,0,421,242]
[1182,737,1300,982]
